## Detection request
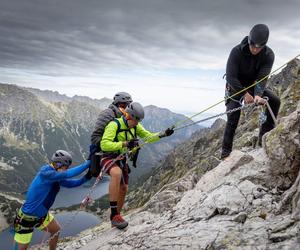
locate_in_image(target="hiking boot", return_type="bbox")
[111,214,128,229]
[220,151,231,161]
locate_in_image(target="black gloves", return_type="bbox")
[126,139,139,150]
[129,148,140,168]
[165,127,175,136]
[159,127,175,138]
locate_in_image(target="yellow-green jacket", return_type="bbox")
[100,116,160,154]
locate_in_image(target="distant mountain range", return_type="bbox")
[0,84,201,193]
[25,87,112,110]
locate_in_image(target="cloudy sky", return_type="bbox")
[0,0,299,115]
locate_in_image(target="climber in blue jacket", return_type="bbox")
[13,150,91,250]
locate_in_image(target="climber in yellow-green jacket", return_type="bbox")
[100,102,174,229]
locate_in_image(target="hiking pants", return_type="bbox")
[221,89,280,158]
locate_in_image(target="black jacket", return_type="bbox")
[226,36,274,97]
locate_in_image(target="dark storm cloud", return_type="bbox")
[0,0,299,74]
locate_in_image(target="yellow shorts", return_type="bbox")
[14,212,54,245]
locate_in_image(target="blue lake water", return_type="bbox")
[53,177,110,208]
[0,178,110,250]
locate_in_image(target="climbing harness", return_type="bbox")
[13,209,46,234]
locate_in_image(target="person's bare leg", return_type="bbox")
[109,166,122,201]
[117,184,128,213]
[44,219,61,250]
[13,242,29,250]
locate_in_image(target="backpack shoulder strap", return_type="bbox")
[113,119,130,141]
[113,119,138,142]
[134,126,137,138]
[113,119,121,142]
[111,107,118,118]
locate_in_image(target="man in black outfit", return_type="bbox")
[221,24,281,159]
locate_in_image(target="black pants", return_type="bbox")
[221,89,281,158]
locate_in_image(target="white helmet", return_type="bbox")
[51,150,72,167]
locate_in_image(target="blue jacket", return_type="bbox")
[21,161,90,217]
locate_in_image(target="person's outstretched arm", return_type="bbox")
[60,175,89,188]
[136,123,160,143]
[41,160,91,182]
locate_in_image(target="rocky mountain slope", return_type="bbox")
[0,84,98,193]
[48,59,300,249]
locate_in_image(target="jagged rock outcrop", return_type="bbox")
[46,59,300,249]
[264,102,300,190]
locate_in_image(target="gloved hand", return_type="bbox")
[159,127,174,138]
[126,139,139,150]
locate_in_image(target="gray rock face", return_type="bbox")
[264,102,300,189]
[57,150,299,250]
